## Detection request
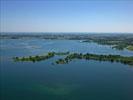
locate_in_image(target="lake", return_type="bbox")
[1,39,133,100]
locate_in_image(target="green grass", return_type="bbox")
[126,45,133,51]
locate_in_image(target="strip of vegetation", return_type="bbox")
[13,52,69,62]
[13,52,133,66]
[13,52,55,62]
[55,53,133,66]
[54,52,70,55]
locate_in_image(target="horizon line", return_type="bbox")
[1,32,133,34]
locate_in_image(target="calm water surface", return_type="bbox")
[1,39,133,100]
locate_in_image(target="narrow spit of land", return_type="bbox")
[13,52,133,66]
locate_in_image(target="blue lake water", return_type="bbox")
[1,39,133,100]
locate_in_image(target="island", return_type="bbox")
[13,52,133,66]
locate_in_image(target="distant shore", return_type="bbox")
[1,33,133,51]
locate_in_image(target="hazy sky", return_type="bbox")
[0,0,133,33]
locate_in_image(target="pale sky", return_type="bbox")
[0,0,133,33]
